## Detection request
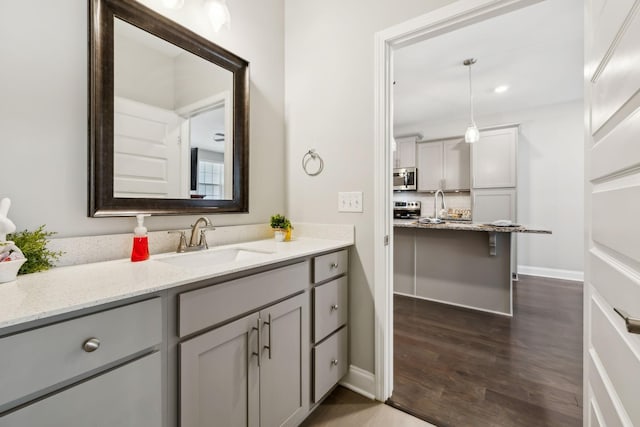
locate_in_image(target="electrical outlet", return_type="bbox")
[338,192,363,212]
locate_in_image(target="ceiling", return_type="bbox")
[393,0,583,133]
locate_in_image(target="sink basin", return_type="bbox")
[157,248,273,269]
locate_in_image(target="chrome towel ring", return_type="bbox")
[302,149,324,176]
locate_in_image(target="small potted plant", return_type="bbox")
[270,214,293,242]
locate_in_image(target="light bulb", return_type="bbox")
[465,125,480,143]
[162,0,184,9]
[206,0,231,32]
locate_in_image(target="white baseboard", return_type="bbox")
[339,365,376,400]
[517,265,584,282]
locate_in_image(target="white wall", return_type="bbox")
[396,100,585,275]
[285,0,456,374]
[0,0,284,237]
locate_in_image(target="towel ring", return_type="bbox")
[302,149,324,176]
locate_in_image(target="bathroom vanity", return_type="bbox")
[0,237,351,427]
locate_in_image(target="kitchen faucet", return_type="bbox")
[434,189,447,221]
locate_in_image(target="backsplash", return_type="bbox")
[48,222,354,267]
[393,192,471,218]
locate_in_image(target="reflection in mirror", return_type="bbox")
[113,18,233,200]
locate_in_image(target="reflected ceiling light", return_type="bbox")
[494,85,509,94]
[162,0,184,9]
[206,0,231,32]
[463,58,480,144]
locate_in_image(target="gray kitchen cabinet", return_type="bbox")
[179,265,310,427]
[471,188,517,223]
[393,136,417,168]
[417,138,470,192]
[0,352,162,427]
[471,127,517,188]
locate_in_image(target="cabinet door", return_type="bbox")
[443,138,470,190]
[393,227,415,295]
[180,313,260,427]
[471,127,517,188]
[417,142,443,191]
[260,293,309,427]
[0,352,162,427]
[395,137,416,168]
[472,188,516,223]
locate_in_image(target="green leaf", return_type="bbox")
[6,225,64,275]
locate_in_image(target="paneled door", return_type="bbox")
[585,1,640,426]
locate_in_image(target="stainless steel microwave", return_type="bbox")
[393,167,417,191]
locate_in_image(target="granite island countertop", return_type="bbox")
[394,219,551,234]
[0,236,352,329]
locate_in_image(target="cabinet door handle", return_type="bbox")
[252,317,261,367]
[263,314,272,359]
[614,307,640,334]
[331,359,339,366]
[82,338,101,353]
[331,304,339,312]
[330,262,339,269]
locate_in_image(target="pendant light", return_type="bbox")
[463,58,480,143]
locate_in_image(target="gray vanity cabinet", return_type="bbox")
[179,263,310,427]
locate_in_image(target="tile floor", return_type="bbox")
[301,386,434,427]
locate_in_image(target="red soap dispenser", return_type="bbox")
[131,214,150,262]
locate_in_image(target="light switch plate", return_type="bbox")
[338,192,363,212]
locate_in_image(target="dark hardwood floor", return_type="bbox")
[388,275,583,427]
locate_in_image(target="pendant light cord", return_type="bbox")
[466,59,476,126]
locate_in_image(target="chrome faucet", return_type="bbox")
[168,217,215,253]
[434,189,447,221]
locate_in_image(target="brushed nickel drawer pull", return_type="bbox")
[331,304,339,311]
[252,317,261,367]
[331,359,339,366]
[82,338,101,353]
[614,307,640,334]
[330,262,339,269]
[263,314,272,359]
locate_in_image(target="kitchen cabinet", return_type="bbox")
[311,249,349,402]
[178,262,310,427]
[471,188,516,223]
[471,127,517,188]
[417,138,470,192]
[393,136,417,168]
[0,298,163,427]
[393,227,415,295]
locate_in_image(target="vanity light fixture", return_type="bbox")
[463,58,480,144]
[162,0,185,9]
[206,0,231,32]
[494,85,509,94]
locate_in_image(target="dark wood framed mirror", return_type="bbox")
[89,0,249,217]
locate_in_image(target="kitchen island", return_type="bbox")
[393,220,550,316]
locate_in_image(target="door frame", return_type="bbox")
[373,0,542,401]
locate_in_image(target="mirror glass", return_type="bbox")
[114,19,233,200]
[89,0,249,217]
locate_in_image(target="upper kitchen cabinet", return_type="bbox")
[471,127,518,188]
[417,138,470,192]
[393,136,417,168]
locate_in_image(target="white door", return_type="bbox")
[114,97,186,198]
[585,1,640,426]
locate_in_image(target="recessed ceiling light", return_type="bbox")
[494,85,509,94]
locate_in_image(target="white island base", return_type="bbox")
[394,223,550,316]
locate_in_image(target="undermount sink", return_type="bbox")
[157,248,273,269]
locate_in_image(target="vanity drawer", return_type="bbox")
[0,298,162,409]
[313,250,348,284]
[179,261,309,337]
[313,326,348,402]
[314,276,348,343]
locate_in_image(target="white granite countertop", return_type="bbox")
[0,237,351,329]
[394,219,551,234]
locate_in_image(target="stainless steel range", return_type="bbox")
[393,201,421,219]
